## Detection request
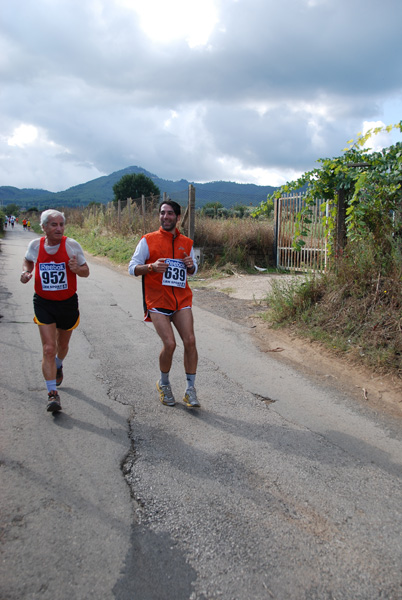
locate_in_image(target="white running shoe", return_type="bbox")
[156,381,176,406]
[183,386,200,408]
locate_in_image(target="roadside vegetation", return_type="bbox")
[265,249,401,375]
[256,124,402,378]
[0,209,6,232]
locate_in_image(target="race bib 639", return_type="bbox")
[162,259,187,288]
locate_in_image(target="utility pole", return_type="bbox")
[188,185,195,240]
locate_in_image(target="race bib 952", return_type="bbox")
[39,262,68,291]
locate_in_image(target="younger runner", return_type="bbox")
[128,200,200,408]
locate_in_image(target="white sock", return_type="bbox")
[160,371,170,386]
[46,380,57,393]
[186,373,196,391]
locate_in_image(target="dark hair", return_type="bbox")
[159,200,181,216]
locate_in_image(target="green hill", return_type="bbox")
[0,166,277,210]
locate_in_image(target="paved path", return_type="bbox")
[1,225,402,600]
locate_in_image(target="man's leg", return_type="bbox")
[172,309,200,407]
[149,312,177,372]
[172,308,198,374]
[38,323,58,382]
[150,313,177,406]
[55,328,74,386]
[56,327,73,362]
[38,323,64,412]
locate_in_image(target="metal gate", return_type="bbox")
[274,194,328,272]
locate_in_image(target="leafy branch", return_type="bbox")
[253,121,402,253]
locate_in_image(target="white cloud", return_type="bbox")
[1,122,105,191]
[216,156,303,187]
[115,0,219,47]
[361,121,395,153]
[0,0,401,192]
[163,110,179,129]
[7,124,38,148]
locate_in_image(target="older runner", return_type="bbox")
[20,209,89,413]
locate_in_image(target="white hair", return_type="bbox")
[40,209,65,230]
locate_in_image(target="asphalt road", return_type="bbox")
[1,225,402,600]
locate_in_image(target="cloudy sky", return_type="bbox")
[1,0,401,192]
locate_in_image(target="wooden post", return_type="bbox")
[181,206,189,230]
[336,189,347,256]
[118,199,121,230]
[273,197,279,268]
[334,162,370,257]
[188,185,195,240]
[141,195,146,233]
[127,197,132,221]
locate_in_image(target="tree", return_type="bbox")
[5,203,20,216]
[200,202,224,218]
[232,204,248,218]
[112,173,160,207]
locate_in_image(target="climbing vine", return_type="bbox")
[253,122,402,253]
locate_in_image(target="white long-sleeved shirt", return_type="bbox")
[128,237,198,277]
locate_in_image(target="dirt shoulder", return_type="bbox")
[191,273,402,420]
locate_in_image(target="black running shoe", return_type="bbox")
[47,390,62,412]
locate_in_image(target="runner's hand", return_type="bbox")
[20,271,32,283]
[68,255,79,273]
[153,259,168,273]
[183,252,194,270]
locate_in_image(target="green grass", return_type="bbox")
[65,225,141,265]
[261,251,402,377]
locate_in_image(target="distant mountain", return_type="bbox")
[0,166,277,210]
[0,185,54,205]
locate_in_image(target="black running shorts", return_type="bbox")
[33,293,80,330]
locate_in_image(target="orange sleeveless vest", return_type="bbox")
[143,227,193,315]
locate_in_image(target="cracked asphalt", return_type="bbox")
[1,226,402,600]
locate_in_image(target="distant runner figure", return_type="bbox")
[20,209,90,413]
[128,200,200,408]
